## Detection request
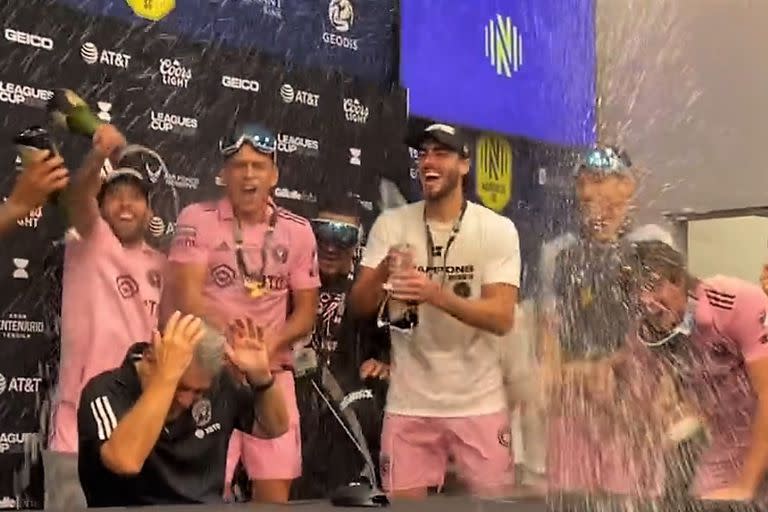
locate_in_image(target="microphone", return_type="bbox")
[309,370,388,507]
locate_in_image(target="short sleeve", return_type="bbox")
[359,211,394,269]
[481,216,521,287]
[723,283,768,362]
[77,378,130,453]
[168,204,210,265]
[289,223,321,290]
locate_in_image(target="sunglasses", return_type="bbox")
[574,146,632,176]
[311,219,360,249]
[219,123,277,157]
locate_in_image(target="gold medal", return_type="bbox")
[245,279,267,298]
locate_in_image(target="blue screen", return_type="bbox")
[400,0,596,146]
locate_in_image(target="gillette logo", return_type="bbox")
[277,133,319,155]
[4,28,53,50]
[149,111,198,135]
[0,81,52,107]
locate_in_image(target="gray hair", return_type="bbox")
[194,322,226,376]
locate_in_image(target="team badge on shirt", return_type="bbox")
[497,425,511,448]
[272,245,289,264]
[453,281,471,298]
[211,264,236,288]
[147,269,162,289]
[116,275,140,299]
[191,398,212,427]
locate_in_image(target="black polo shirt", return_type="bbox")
[77,343,257,507]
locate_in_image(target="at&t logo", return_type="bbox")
[323,0,358,51]
[343,97,369,124]
[484,14,523,78]
[0,374,43,394]
[80,42,131,69]
[279,84,319,107]
[4,28,53,50]
[159,59,192,88]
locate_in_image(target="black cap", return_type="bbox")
[98,167,150,204]
[405,123,470,158]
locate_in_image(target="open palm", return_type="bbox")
[225,318,270,380]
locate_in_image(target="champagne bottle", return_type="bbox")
[47,89,104,137]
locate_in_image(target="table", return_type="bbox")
[53,495,765,512]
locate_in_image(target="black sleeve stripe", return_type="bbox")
[705,288,736,300]
[90,396,118,441]
[277,210,310,226]
[704,289,735,310]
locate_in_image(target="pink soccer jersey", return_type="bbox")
[168,198,320,368]
[50,217,165,453]
[686,276,768,495]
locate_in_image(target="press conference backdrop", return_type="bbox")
[0,0,406,506]
[400,0,597,146]
[52,0,397,86]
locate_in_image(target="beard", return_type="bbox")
[423,170,462,200]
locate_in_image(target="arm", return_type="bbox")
[165,208,228,332]
[98,373,179,475]
[67,125,125,238]
[430,283,518,336]
[0,153,69,238]
[248,377,289,438]
[722,286,768,495]
[348,213,392,318]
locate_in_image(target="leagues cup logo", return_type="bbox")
[475,135,512,213]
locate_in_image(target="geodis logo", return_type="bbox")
[323,0,359,51]
[475,134,513,213]
[0,81,53,107]
[149,111,198,136]
[159,59,192,88]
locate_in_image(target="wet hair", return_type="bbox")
[630,240,688,286]
[193,322,226,376]
[316,193,361,219]
[97,173,149,206]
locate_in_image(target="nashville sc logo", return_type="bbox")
[475,134,512,213]
[484,14,523,78]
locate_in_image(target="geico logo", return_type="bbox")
[4,29,53,50]
[0,82,53,101]
[222,75,260,92]
[277,134,319,151]
[293,90,319,107]
[167,174,199,190]
[322,32,358,51]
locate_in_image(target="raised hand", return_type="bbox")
[92,124,126,162]
[152,311,205,382]
[225,318,271,385]
[9,151,69,214]
[359,358,390,380]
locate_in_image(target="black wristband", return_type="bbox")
[248,375,275,392]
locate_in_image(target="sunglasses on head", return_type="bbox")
[219,123,277,157]
[311,219,360,249]
[575,146,632,176]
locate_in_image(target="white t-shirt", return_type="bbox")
[360,201,521,416]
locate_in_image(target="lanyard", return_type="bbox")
[233,206,278,297]
[423,201,467,285]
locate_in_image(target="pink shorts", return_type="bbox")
[547,415,661,496]
[380,411,514,494]
[225,371,302,481]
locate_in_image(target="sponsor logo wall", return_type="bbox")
[0,0,406,505]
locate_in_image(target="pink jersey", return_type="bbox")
[51,217,165,453]
[685,276,768,495]
[168,198,319,368]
